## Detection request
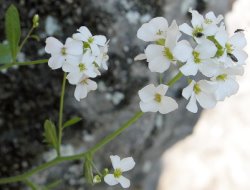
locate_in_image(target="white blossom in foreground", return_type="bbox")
[45,37,82,70]
[144,20,181,73]
[182,80,217,113]
[104,155,135,188]
[71,75,97,101]
[211,66,244,101]
[73,26,107,56]
[138,84,178,114]
[173,39,217,77]
[137,17,168,42]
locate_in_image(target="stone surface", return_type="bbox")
[158,0,250,189]
[0,0,233,190]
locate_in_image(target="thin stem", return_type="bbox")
[0,59,48,71]
[23,179,39,190]
[166,71,183,87]
[89,111,144,153]
[159,73,163,84]
[0,71,183,185]
[57,73,67,156]
[19,26,35,52]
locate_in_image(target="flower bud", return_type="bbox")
[32,14,39,28]
[93,175,101,184]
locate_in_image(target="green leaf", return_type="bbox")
[43,120,58,149]
[84,154,94,185]
[5,4,21,61]
[62,117,82,129]
[0,43,12,64]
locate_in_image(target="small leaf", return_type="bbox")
[29,35,40,41]
[5,4,21,61]
[84,154,94,185]
[43,120,58,149]
[0,43,12,64]
[62,117,82,129]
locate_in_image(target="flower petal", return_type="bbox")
[179,23,193,36]
[182,81,195,99]
[67,72,83,85]
[77,26,92,39]
[45,37,63,55]
[179,60,199,76]
[120,157,136,172]
[93,35,107,46]
[233,49,248,65]
[117,176,130,188]
[229,32,247,49]
[138,84,156,102]
[86,79,97,91]
[104,174,119,186]
[158,96,178,114]
[48,55,65,70]
[66,38,83,55]
[148,56,170,73]
[90,43,100,56]
[156,84,168,95]
[74,84,88,101]
[173,40,193,62]
[186,93,198,113]
[140,101,159,112]
[110,155,121,169]
[145,44,164,62]
[196,91,216,109]
[134,53,147,61]
[197,39,217,59]
[190,9,204,27]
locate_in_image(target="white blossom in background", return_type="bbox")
[73,26,107,56]
[211,66,244,101]
[45,26,109,101]
[182,80,217,113]
[45,37,82,70]
[179,9,223,42]
[137,17,168,42]
[104,155,135,188]
[138,84,178,114]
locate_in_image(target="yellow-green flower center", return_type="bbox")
[192,26,204,37]
[193,84,201,94]
[61,47,67,55]
[163,47,174,61]
[156,38,165,46]
[192,51,201,63]
[226,43,233,54]
[154,93,162,103]
[88,37,94,44]
[79,63,86,72]
[81,78,88,85]
[204,19,212,24]
[114,168,122,178]
[216,74,227,81]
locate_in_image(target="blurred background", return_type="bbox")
[0,0,249,189]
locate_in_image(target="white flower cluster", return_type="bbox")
[45,26,109,101]
[136,9,247,113]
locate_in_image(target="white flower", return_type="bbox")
[211,66,244,101]
[182,80,217,113]
[215,29,248,66]
[138,84,178,114]
[45,37,82,70]
[71,75,97,101]
[94,42,109,70]
[104,155,135,188]
[137,17,168,42]
[73,26,107,56]
[173,39,217,77]
[144,20,181,73]
[65,51,98,84]
[179,9,223,41]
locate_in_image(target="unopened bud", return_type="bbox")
[32,14,39,28]
[93,175,101,184]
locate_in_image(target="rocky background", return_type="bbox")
[0,0,235,190]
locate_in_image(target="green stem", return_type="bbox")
[19,26,35,52]
[0,71,183,185]
[0,59,48,71]
[57,73,67,156]
[23,179,39,190]
[167,71,183,87]
[89,111,144,153]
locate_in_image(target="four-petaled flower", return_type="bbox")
[138,84,178,114]
[104,155,135,188]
